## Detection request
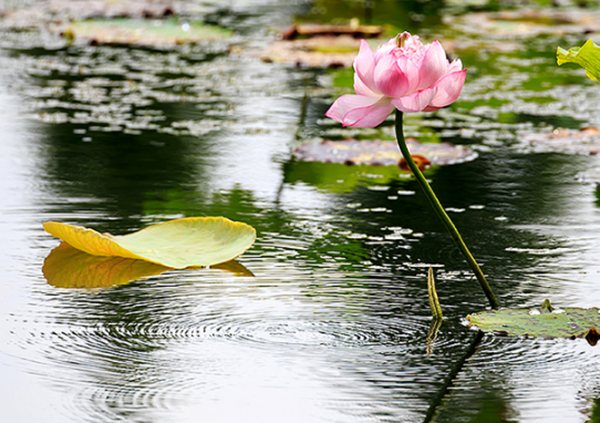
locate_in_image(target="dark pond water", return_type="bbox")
[3,0,600,422]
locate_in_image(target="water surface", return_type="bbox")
[3,1,600,422]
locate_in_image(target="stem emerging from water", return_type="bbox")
[395,110,499,310]
[428,267,443,320]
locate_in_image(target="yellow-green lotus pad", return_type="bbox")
[43,217,256,269]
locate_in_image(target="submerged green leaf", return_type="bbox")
[43,217,256,269]
[557,39,600,82]
[466,300,600,344]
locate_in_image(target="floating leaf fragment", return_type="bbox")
[557,38,600,82]
[466,299,600,345]
[43,217,256,269]
[294,138,477,167]
[521,127,600,155]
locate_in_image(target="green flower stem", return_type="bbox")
[395,110,499,310]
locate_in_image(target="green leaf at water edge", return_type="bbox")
[557,39,600,82]
[466,299,600,345]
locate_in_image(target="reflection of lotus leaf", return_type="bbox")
[43,216,256,269]
[467,300,600,345]
[43,242,171,288]
[522,127,600,155]
[294,138,477,167]
[284,160,404,193]
[446,9,600,38]
[210,260,255,277]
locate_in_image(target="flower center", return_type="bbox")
[390,33,425,65]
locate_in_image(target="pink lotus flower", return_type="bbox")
[325,32,466,128]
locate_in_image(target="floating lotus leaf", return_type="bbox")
[466,300,600,345]
[3,0,183,22]
[557,39,600,82]
[261,36,361,68]
[447,9,600,38]
[294,138,477,167]
[1,0,197,30]
[43,217,256,269]
[521,127,600,155]
[57,18,232,46]
[260,24,384,68]
[279,24,384,41]
[43,241,254,288]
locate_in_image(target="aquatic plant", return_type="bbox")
[326,32,499,309]
[323,31,600,346]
